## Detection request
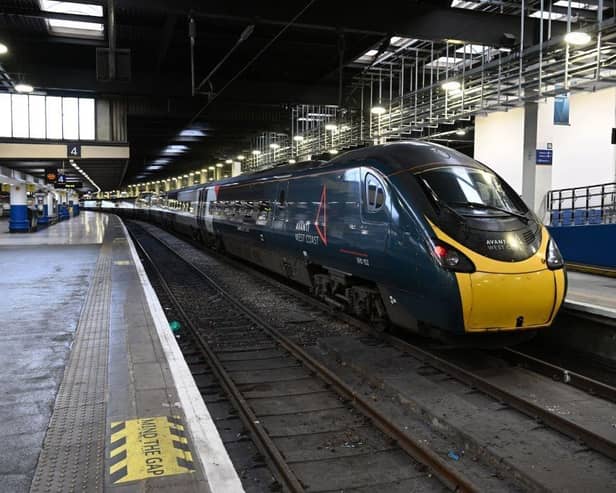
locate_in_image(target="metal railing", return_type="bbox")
[547,181,616,226]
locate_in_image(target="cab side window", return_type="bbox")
[365,173,385,213]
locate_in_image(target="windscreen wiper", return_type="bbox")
[419,179,467,224]
[449,201,529,224]
[439,200,468,224]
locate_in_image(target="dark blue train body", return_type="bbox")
[112,141,566,343]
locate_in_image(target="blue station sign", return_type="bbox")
[536,149,553,165]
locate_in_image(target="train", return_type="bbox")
[101,141,567,344]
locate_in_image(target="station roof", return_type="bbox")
[0,0,592,190]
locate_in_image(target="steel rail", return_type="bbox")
[129,227,306,493]
[129,222,480,493]
[150,224,616,464]
[503,347,616,403]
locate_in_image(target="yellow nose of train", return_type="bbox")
[432,225,566,332]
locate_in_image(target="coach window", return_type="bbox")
[365,173,385,213]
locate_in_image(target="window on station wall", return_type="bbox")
[0,94,11,137]
[78,98,95,139]
[0,93,96,140]
[62,97,79,139]
[11,94,29,138]
[46,96,63,139]
[29,95,46,138]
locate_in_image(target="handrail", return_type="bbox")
[547,181,616,226]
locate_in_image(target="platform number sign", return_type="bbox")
[67,143,81,158]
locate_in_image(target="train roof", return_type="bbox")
[170,141,483,194]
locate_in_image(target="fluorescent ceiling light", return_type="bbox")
[554,1,598,10]
[289,159,296,164]
[329,149,339,155]
[225,159,232,164]
[354,49,381,64]
[15,83,34,93]
[426,56,470,69]
[0,43,8,55]
[325,124,337,131]
[565,31,591,45]
[252,150,261,155]
[390,36,417,47]
[208,166,215,170]
[179,129,205,138]
[371,105,387,115]
[269,143,280,149]
[48,19,104,32]
[450,0,480,10]
[293,135,304,142]
[216,163,224,168]
[455,129,467,136]
[163,145,188,155]
[237,155,245,160]
[147,165,162,171]
[529,11,567,21]
[40,1,103,17]
[153,158,170,165]
[442,80,461,91]
[455,44,488,55]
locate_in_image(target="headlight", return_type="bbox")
[433,241,476,273]
[547,239,564,270]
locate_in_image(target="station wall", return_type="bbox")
[474,107,525,193]
[536,88,616,190]
[474,86,616,219]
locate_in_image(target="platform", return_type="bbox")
[565,271,616,321]
[0,211,243,493]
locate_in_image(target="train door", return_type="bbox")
[359,168,390,278]
[196,188,206,230]
[272,181,289,233]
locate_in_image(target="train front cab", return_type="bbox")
[430,223,567,334]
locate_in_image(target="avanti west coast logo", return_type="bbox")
[486,238,506,251]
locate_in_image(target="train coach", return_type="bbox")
[119,141,567,343]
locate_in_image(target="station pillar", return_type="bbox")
[71,193,80,216]
[9,184,29,233]
[47,192,56,223]
[232,162,242,177]
[37,193,50,226]
[474,102,537,211]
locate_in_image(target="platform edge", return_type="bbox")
[119,217,245,493]
[564,299,616,320]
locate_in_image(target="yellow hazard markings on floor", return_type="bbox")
[109,415,196,484]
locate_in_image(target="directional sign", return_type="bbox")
[67,143,81,157]
[536,149,553,165]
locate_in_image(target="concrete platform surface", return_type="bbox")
[0,212,242,493]
[0,211,107,246]
[565,271,616,319]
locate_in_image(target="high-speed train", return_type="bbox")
[109,141,567,343]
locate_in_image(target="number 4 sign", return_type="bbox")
[67,143,81,157]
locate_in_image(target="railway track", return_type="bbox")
[127,219,616,492]
[127,222,483,493]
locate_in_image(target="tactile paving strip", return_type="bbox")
[30,244,111,493]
